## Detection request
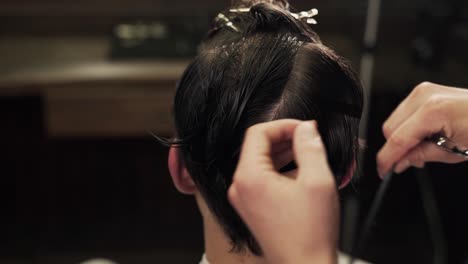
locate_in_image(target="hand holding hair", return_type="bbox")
[377,82,468,177]
[228,120,339,264]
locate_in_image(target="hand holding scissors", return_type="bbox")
[378,82,468,177]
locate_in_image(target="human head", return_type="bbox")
[166,0,363,256]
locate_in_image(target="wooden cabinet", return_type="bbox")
[0,61,188,137]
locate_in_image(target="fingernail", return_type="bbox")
[394,159,411,174]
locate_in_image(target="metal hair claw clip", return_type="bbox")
[229,8,250,13]
[290,9,319,25]
[229,7,319,25]
[215,13,240,32]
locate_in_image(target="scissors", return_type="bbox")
[431,136,468,158]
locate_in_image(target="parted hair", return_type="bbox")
[166,0,363,255]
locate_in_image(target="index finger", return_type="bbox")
[382,83,432,138]
[237,119,302,176]
[377,104,444,176]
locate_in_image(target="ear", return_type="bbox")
[339,159,356,189]
[168,147,197,195]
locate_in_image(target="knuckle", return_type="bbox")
[232,169,263,193]
[232,170,248,189]
[227,185,238,202]
[412,82,427,97]
[417,81,434,89]
[415,81,434,93]
[423,94,449,117]
[388,133,406,149]
[231,176,250,194]
[411,81,436,99]
[382,122,393,139]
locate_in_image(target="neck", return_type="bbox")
[196,195,266,264]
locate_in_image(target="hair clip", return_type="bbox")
[215,13,240,32]
[229,7,319,25]
[229,8,250,13]
[290,9,319,25]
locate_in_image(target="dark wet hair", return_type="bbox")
[165,0,363,255]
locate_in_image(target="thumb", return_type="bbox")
[393,141,467,174]
[293,121,331,179]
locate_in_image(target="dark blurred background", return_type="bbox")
[0,0,467,263]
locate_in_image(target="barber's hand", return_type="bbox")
[228,120,339,264]
[378,82,468,177]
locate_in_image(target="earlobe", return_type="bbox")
[168,147,197,195]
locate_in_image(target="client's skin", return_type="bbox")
[169,147,266,264]
[168,141,352,264]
